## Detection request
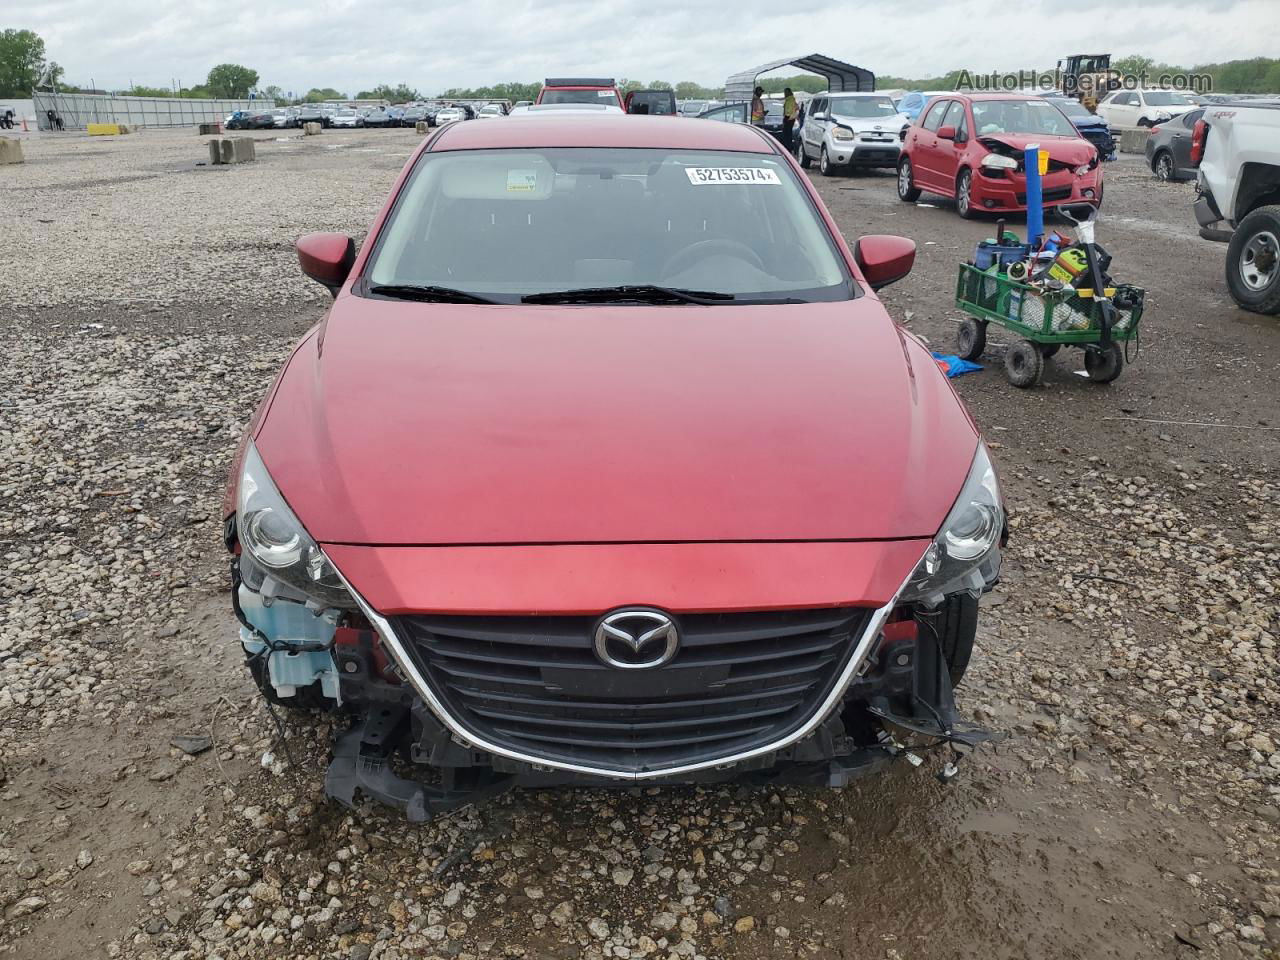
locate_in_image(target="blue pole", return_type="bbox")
[1024,143,1043,249]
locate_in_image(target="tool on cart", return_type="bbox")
[953,200,1144,388]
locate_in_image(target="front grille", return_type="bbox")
[1016,185,1074,204]
[391,607,874,774]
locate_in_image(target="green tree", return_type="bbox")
[206,63,259,98]
[261,84,285,102]
[355,82,420,102]
[1111,54,1155,80]
[0,28,49,96]
[646,80,673,91]
[303,87,346,102]
[129,84,176,98]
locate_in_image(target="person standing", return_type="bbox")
[750,86,766,127]
[781,88,798,149]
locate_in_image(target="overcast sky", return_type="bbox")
[22,0,1280,95]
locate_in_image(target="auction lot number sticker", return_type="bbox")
[685,167,781,185]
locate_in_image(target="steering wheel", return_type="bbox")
[660,238,766,279]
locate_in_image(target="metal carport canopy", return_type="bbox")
[724,55,875,102]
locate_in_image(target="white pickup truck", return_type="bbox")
[1192,100,1280,314]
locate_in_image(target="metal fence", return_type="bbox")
[32,92,276,131]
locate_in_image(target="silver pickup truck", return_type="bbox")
[1193,100,1280,315]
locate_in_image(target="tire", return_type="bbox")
[1084,342,1124,382]
[897,157,921,201]
[955,169,976,219]
[1153,150,1175,181]
[957,318,987,360]
[937,593,978,687]
[247,655,338,712]
[1137,116,1154,128]
[1004,339,1044,387]
[1225,205,1280,315]
[798,141,812,169]
[819,146,837,177]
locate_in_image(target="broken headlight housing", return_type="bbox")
[898,444,1004,607]
[236,443,354,609]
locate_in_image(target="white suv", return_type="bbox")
[1096,88,1198,128]
[797,93,909,176]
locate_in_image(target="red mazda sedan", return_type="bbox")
[224,114,1004,819]
[897,93,1103,218]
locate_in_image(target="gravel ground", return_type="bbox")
[1,128,1277,960]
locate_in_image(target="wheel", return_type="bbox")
[957,318,987,360]
[819,146,837,177]
[798,141,811,169]
[1041,343,1061,358]
[955,169,976,219]
[1225,205,1280,315]
[1004,339,1044,387]
[897,158,921,202]
[1137,116,1155,128]
[1083,342,1124,382]
[937,593,978,687]
[1153,150,1175,181]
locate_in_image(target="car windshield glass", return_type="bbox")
[366,147,851,302]
[1053,99,1091,119]
[971,100,1077,137]
[1145,91,1191,106]
[542,89,614,104]
[829,97,898,119]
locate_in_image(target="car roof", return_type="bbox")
[825,92,893,98]
[941,93,1047,102]
[429,113,776,153]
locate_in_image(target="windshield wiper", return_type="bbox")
[521,284,736,305]
[367,284,499,305]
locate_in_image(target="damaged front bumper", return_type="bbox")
[231,551,1001,822]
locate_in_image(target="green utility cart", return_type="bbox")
[954,263,1145,387]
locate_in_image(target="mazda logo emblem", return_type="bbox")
[593,609,680,670]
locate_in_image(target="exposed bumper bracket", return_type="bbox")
[324,708,513,822]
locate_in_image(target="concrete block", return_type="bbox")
[415,121,429,134]
[208,137,257,165]
[1117,126,1152,154]
[304,122,322,135]
[87,122,122,136]
[0,137,23,165]
[198,122,222,136]
[116,124,135,134]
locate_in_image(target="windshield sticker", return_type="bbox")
[506,169,538,192]
[598,90,614,97]
[684,167,781,186]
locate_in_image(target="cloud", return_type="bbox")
[21,0,1280,95]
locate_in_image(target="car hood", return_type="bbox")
[977,133,1095,162]
[255,297,979,545]
[838,114,908,132]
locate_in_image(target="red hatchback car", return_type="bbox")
[897,93,1103,217]
[224,114,1004,819]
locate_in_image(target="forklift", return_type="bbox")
[1057,54,1118,111]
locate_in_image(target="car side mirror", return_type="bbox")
[854,235,916,291]
[937,125,957,141]
[296,233,355,296]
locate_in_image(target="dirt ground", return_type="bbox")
[0,128,1276,960]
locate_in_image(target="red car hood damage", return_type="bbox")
[978,133,1096,163]
[255,297,978,546]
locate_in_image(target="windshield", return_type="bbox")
[1145,91,1191,106]
[480,105,502,114]
[972,100,1077,137]
[366,147,850,302]
[1054,99,1091,119]
[542,89,616,105]
[830,97,898,119]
